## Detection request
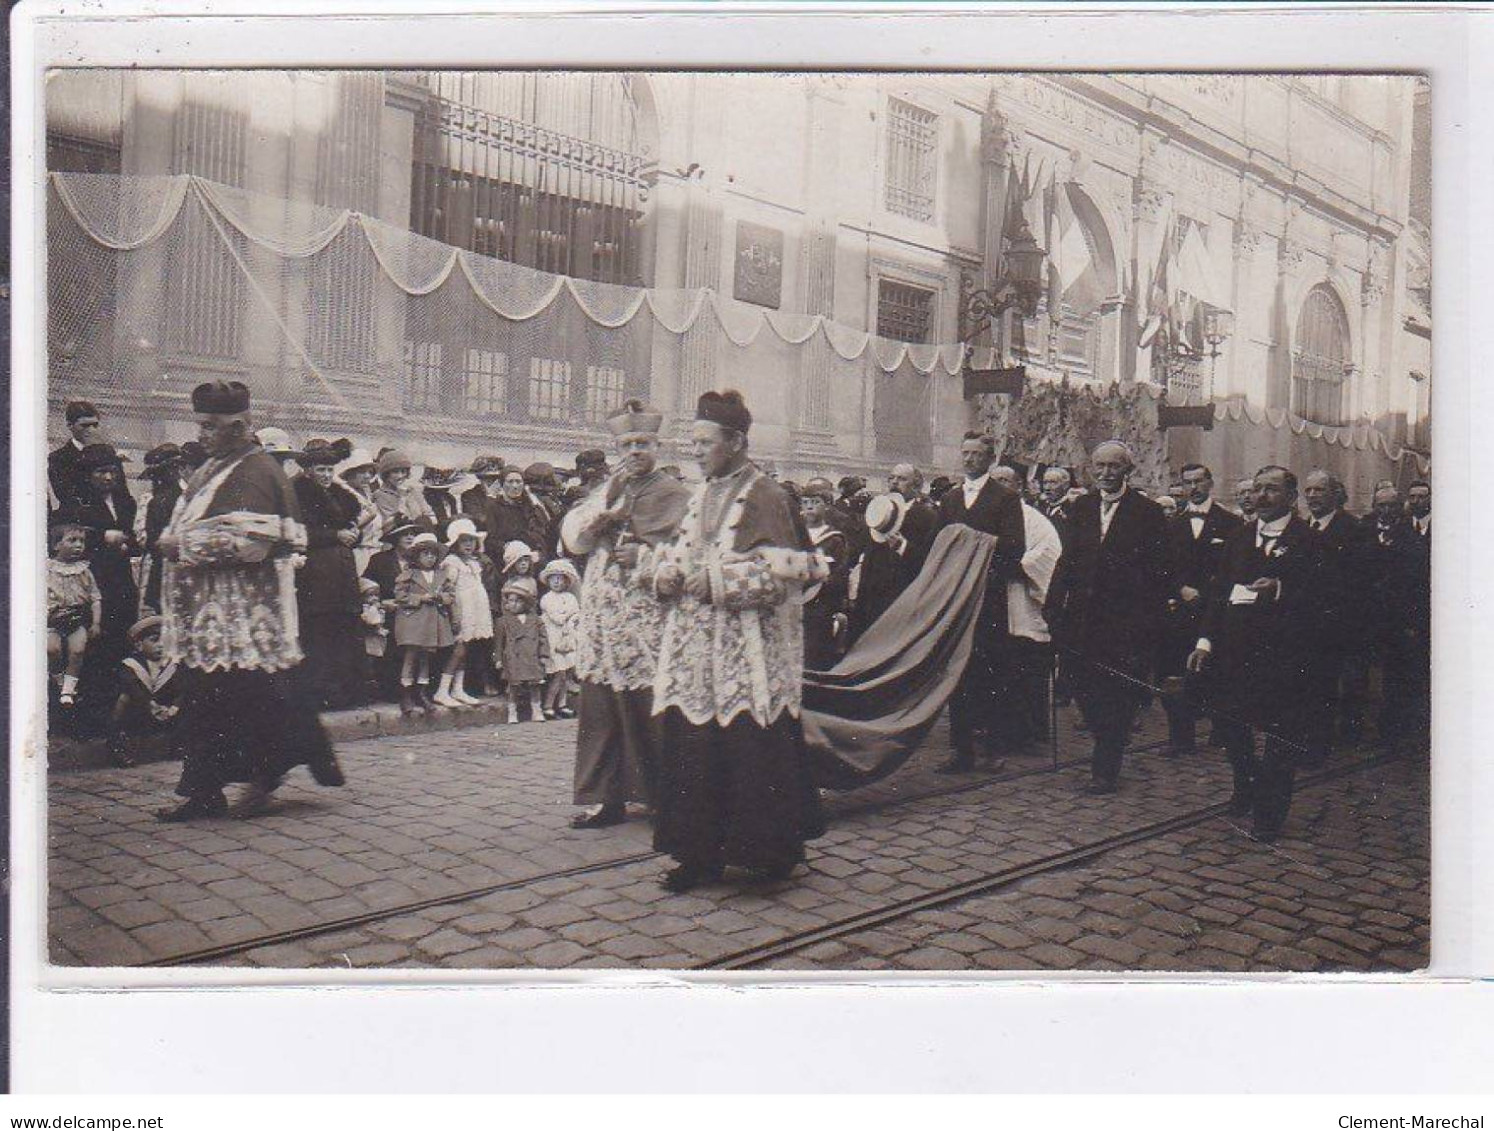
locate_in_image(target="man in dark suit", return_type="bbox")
[1303,469,1371,751]
[935,431,1027,772]
[1159,463,1242,757]
[1366,484,1430,756]
[1188,466,1333,842]
[887,463,940,574]
[1406,479,1431,540]
[49,400,112,516]
[1045,440,1174,793]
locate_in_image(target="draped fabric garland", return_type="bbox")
[47,173,964,408]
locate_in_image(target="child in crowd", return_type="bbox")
[357,576,389,700]
[502,540,539,583]
[47,522,101,708]
[106,615,180,768]
[393,532,456,716]
[538,559,580,719]
[434,518,493,708]
[492,576,549,725]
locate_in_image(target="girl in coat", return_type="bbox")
[433,518,493,709]
[538,559,581,719]
[394,532,456,715]
[492,576,549,724]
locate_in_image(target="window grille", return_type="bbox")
[463,349,508,417]
[528,358,573,422]
[403,340,442,413]
[583,365,627,424]
[407,73,648,286]
[876,279,936,345]
[1292,285,1351,425]
[884,98,938,223]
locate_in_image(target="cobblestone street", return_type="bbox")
[46,702,1429,973]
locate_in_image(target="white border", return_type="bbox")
[12,1,1493,1093]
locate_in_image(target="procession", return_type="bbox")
[42,70,1431,972]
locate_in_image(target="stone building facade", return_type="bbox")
[45,70,1428,487]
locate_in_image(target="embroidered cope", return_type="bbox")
[651,466,829,728]
[161,450,308,674]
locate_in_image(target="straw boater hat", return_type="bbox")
[256,427,295,459]
[127,614,164,644]
[444,517,485,547]
[864,494,909,545]
[538,558,580,589]
[501,576,538,602]
[606,399,665,440]
[502,540,538,571]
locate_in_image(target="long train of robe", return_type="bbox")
[801,524,997,789]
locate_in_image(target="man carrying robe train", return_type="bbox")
[646,390,829,893]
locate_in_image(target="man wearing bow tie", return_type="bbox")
[1188,466,1332,842]
[1158,464,1242,758]
[1044,441,1174,794]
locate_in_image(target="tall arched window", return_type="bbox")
[1292,285,1352,425]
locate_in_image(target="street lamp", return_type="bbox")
[1202,306,1234,359]
[961,219,1047,343]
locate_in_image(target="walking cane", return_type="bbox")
[1049,654,1060,774]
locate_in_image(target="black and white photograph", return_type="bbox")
[35,65,1433,981]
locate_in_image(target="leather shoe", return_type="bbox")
[155,792,228,823]
[570,804,626,830]
[660,864,720,893]
[310,756,346,787]
[1248,822,1282,844]
[934,757,976,775]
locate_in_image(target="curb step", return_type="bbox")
[47,698,566,773]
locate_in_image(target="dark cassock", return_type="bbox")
[1158,497,1242,755]
[935,471,1027,769]
[292,440,368,710]
[1196,510,1333,840]
[649,391,829,888]
[561,402,691,827]
[158,381,343,820]
[1046,486,1174,791]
